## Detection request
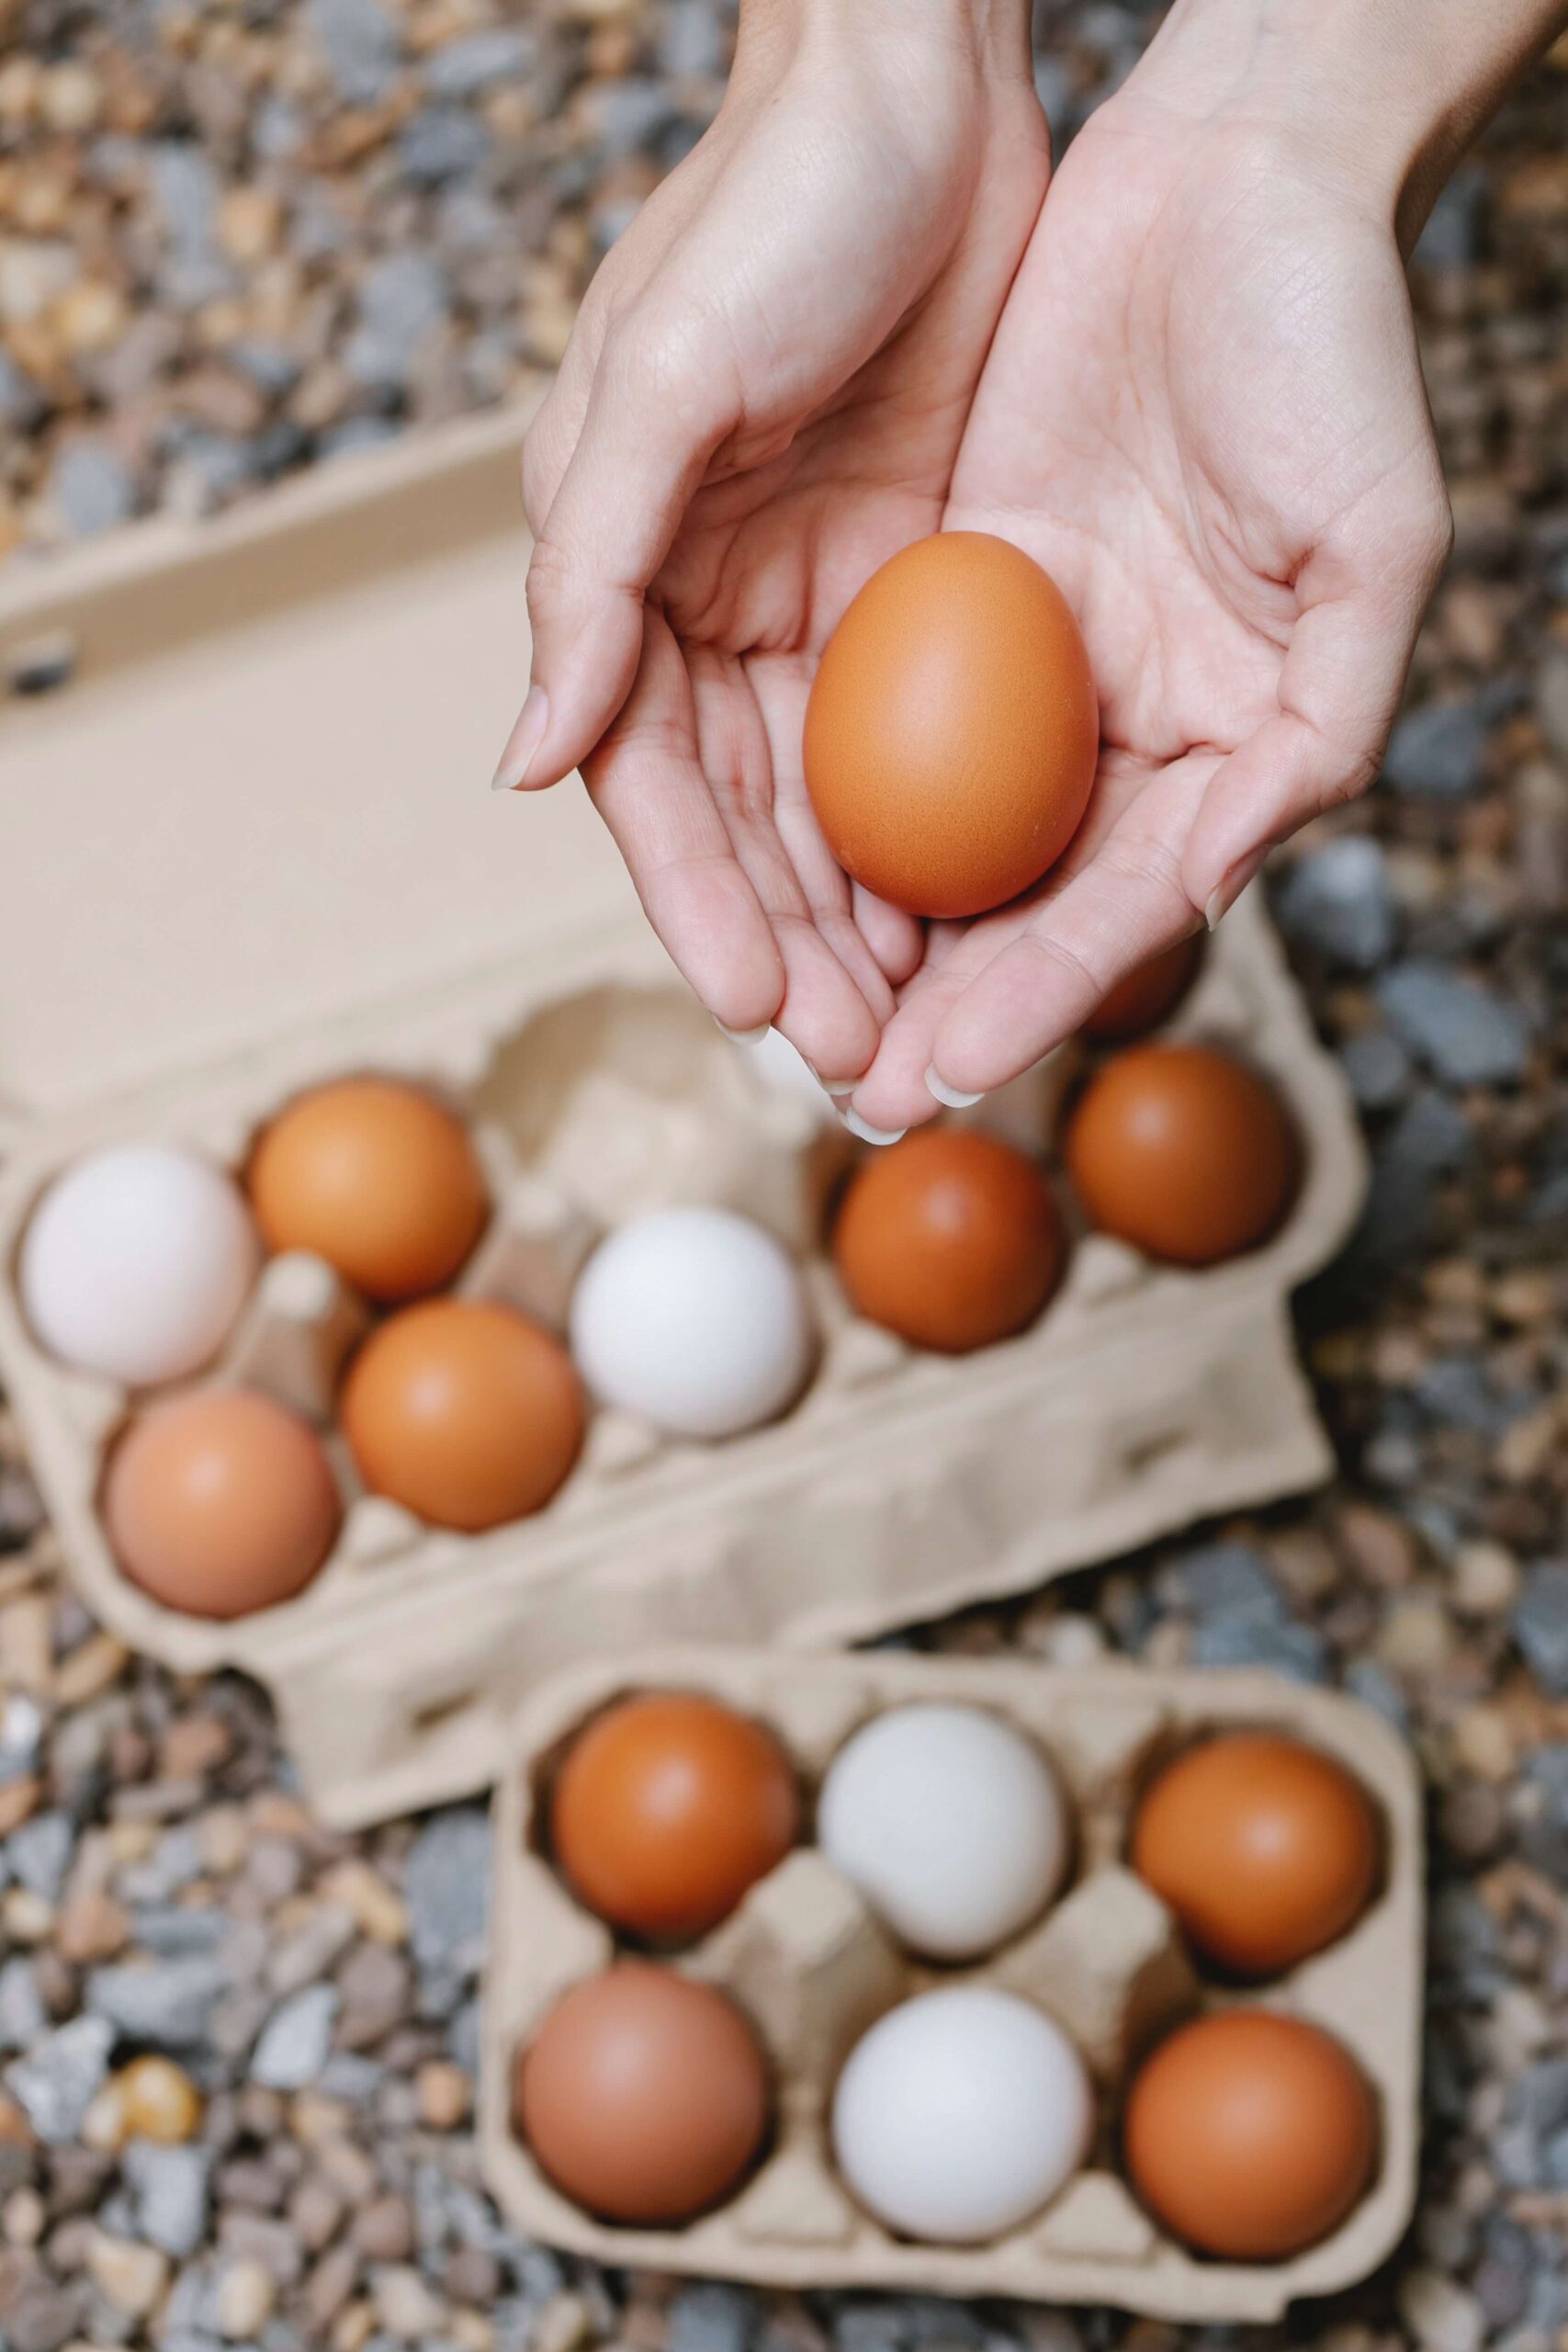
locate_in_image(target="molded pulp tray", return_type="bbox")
[0,406,1368,1831]
[480,1646,1424,2321]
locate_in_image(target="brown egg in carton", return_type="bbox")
[0,891,1365,1830]
[479,1647,1424,2321]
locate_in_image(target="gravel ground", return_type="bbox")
[3,5,1568,2350]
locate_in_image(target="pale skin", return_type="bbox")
[497,0,1568,1139]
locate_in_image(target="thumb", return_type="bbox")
[493,323,734,793]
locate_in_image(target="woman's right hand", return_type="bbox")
[495,0,1047,1094]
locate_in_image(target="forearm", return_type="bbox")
[1131,0,1568,246]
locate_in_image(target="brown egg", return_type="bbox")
[803,534,1098,919]
[1133,1734,1380,1976]
[1065,1044,1296,1266]
[104,1388,339,1619]
[550,1692,799,1940]
[1083,935,1204,1042]
[249,1078,487,1302]
[513,1963,771,2225]
[341,1299,582,1532]
[833,1129,1066,1353]
[1124,2010,1377,2259]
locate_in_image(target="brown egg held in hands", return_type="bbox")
[1082,935,1204,1042]
[249,1077,487,1303]
[550,1692,799,1941]
[1124,2010,1377,2260]
[105,1388,340,1619]
[1133,1733,1380,1975]
[342,1299,583,1532]
[834,1129,1066,1353]
[804,534,1098,919]
[514,1963,771,2225]
[1066,1043,1296,1265]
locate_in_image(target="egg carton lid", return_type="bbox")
[0,398,647,1156]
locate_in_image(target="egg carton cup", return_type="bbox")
[480,1647,1424,2321]
[0,407,1367,1831]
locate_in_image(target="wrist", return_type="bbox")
[736,0,1033,96]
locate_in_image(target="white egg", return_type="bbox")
[818,1703,1067,1960]
[569,1206,814,1440]
[20,1143,260,1389]
[832,1987,1092,2243]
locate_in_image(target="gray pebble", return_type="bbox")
[124,2142,212,2257]
[669,2283,756,2352]
[424,28,535,99]
[346,253,450,389]
[398,107,491,187]
[1344,1658,1408,1728]
[447,1996,480,2075]
[588,78,675,160]
[251,1984,338,2089]
[133,1905,231,1957]
[405,1808,491,1971]
[319,416,405,461]
[119,1825,202,1905]
[1515,1564,1568,1696]
[87,1955,231,2047]
[1163,1540,1283,1625]
[268,1901,356,1997]
[0,349,45,431]
[150,142,220,266]
[308,0,401,105]
[4,2015,113,2144]
[252,93,306,162]
[1384,702,1488,798]
[1378,961,1531,1087]
[6,1809,73,1903]
[0,1953,47,2052]
[51,441,137,537]
[1278,837,1397,967]
[660,0,729,77]
[1340,1026,1413,1110]
[1190,1615,1328,1681]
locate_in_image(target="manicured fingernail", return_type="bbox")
[841,1110,906,1147]
[925,1067,985,1109]
[715,1017,770,1046]
[490,684,549,791]
[1205,846,1268,930]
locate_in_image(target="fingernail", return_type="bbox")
[715,1017,770,1046]
[490,684,550,792]
[925,1066,985,1110]
[841,1110,906,1147]
[819,1078,856,1099]
[1205,845,1269,930]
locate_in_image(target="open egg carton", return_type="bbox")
[0,407,1367,1830]
[479,1646,1424,2321]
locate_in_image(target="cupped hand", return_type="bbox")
[501,1,1048,1089]
[847,74,1452,1134]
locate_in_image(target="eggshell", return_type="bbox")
[818,1703,1067,1960]
[569,1208,814,1440]
[1132,1733,1380,1975]
[1083,936,1204,1042]
[803,534,1098,919]
[104,1388,340,1619]
[1124,2011,1378,2259]
[249,1078,487,1302]
[550,1692,800,1941]
[1065,1043,1296,1265]
[832,1987,1092,2243]
[832,1130,1065,1353]
[20,1144,259,1389]
[341,1298,583,1532]
[514,1963,771,2225]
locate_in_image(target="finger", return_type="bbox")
[1182,494,1451,920]
[853,883,926,988]
[495,308,739,795]
[585,615,786,1035]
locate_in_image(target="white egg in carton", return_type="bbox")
[480,1647,1424,2321]
[0,408,1367,1831]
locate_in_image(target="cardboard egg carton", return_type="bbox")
[480,1647,1424,2321]
[0,406,1366,1829]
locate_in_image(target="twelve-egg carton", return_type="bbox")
[0,888,1365,1831]
[479,1647,1424,2322]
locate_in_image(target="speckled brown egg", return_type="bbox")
[1083,935,1204,1042]
[341,1298,582,1532]
[1065,1044,1296,1265]
[833,1129,1066,1353]
[513,1963,771,2225]
[249,1077,487,1302]
[803,534,1098,919]
[104,1388,340,1619]
[1124,2010,1378,2259]
[1132,1734,1381,1975]
[550,1691,800,1941]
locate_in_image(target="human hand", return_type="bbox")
[847,12,1465,1134]
[497,0,1047,1090]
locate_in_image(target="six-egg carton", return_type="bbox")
[479,1647,1424,2322]
[0,410,1367,1832]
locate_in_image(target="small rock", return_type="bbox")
[1515,1563,1568,1695]
[1398,2270,1485,2352]
[1339,1027,1412,1110]
[424,28,535,97]
[373,2265,446,2338]
[87,1955,230,2047]
[403,1810,490,1971]
[416,2058,470,2130]
[398,107,491,186]
[445,2244,502,2305]
[309,0,402,104]
[669,2284,755,2352]
[217,2256,276,2339]
[1378,962,1531,1087]
[269,1902,357,1997]
[1278,837,1397,967]
[0,1957,46,2052]
[1164,1541,1283,1624]
[122,2141,211,2256]
[85,2229,170,2320]
[345,253,448,388]
[252,1985,338,2091]
[1384,702,1488,798]
[335,1940,411,2048]
[351,2191,414,2262]
[50,440,137,537]
[114,2054,203,2144]
[4,2016,112,2144]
